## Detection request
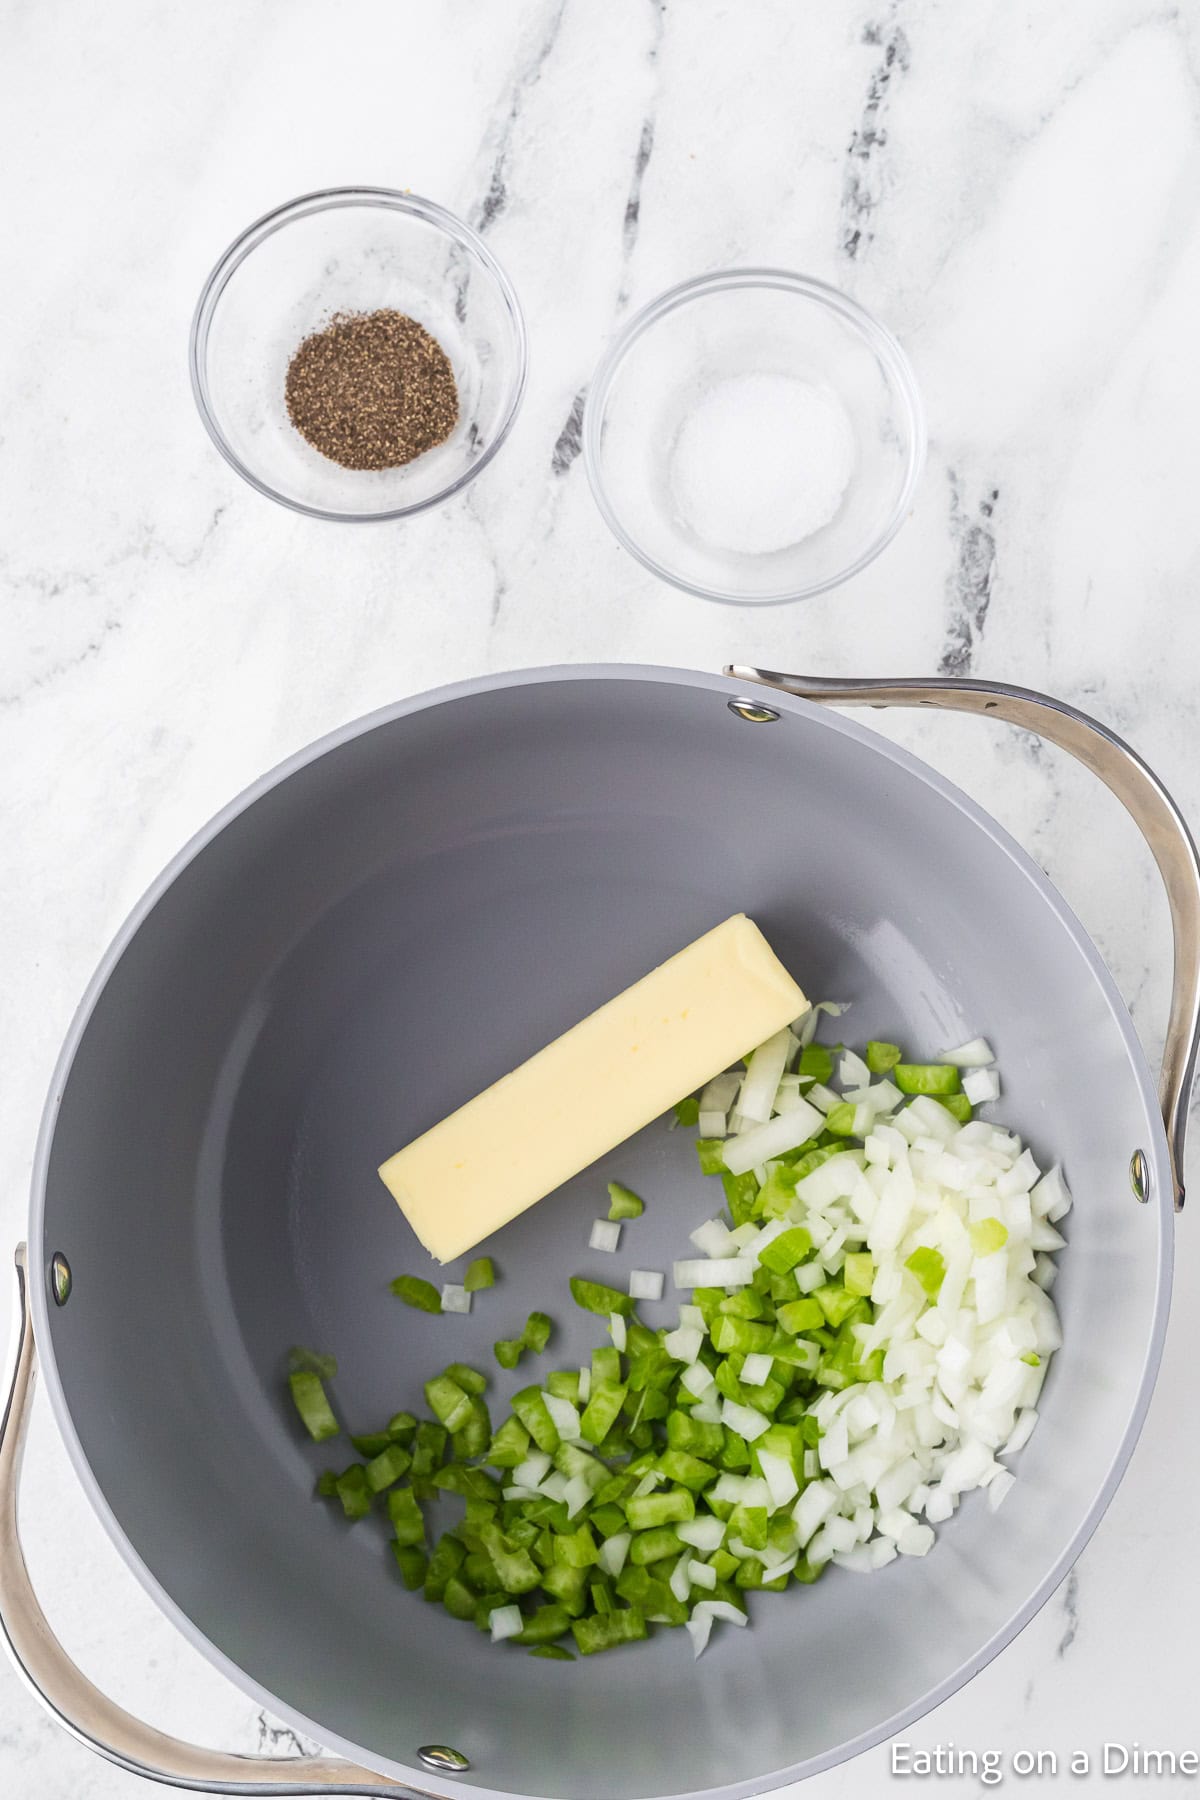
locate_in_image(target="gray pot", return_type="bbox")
[3,665,1196,1798]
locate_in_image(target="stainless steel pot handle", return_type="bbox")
[727,666,1200,1212]
[0,1245,421,1796]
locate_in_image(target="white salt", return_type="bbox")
[670,373,856,556]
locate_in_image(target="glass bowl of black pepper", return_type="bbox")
[190,188,527,521]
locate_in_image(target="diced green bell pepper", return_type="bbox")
[625,1489,694,1531]
[607,1182,644,1221]
[390,1274,442,1313]
[388,1485,426,1547]
[569,1276,634,1318]
[894,1063,961,1096]
[391,1543,427,1589]
[423,1533,465,1602]
[424,1374,475,1434]
[486,1415,532,1468]
[905,1246,946,1298]
[842,1252,874,1297]
[513,1604,573,1646]
[570,1608,647,1655]
[580,1379,628,1446]
[288,1370,339,1442]
[365,1444,411,1493]
[334,1465,372,1519]
[511,1387,561,1454]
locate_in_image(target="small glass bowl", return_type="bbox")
[583,269,925,604]
[190,188,527,522]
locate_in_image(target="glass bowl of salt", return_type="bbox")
[583,269,924,604]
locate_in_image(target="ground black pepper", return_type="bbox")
[285,309,459,471]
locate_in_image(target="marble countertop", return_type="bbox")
[3,1,1199,1794]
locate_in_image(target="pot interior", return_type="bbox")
[36,670,1168,1797]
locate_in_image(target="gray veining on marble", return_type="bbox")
[938,479,1000,678]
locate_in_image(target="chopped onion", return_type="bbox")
[1002,1407,1038,1457]
[999,1147,1041,1195]
[673,1257,757,1289]
[739,1352,774,1388]
[629,1268,664,1301]
[664,1325,705,1364]
[875,1456,922,1510]
[738,1218,789,1258]
[700,1071,742,1113]
[962,1067,1000,1105]
[669,1553,693,1603]
[720,1398,771,1442]
[723,1101,825,1176]
[512,1452,552,1490]
[598,1531,630,1577]
[609,1311,627,1351]
[805,1082,840,1114]
[589,1218,621,1253]
[795,1001,849,1049]
[818,1416,849,1469]
[796,1152,865,1210]
[680,1359,716,1397]
[542,1393,581,1441]
[710,1474,770,1507]
[824,1515,858,1554]
[440,1284,471,1314]
[694,1598,747,1628]
[738,1028,793,1123]
[972,1251,1008,1325]
[564,1474,593,1518]
[690,1216,735,1258]
[941,1036,995,1066]
[489,1604,522,1642]
[1032,1164,1073,1223]
[988,1469,1016,1510]
[832,1548,874,1573]
[757,1449,800,1510]
[773,1083,813,1116]
[677,1515,726,1552]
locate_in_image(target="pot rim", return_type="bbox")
[27,662,1174,1799]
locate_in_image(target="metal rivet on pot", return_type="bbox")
[419,1746,471,1774]
[1129,1149,1150,1204]
[727,698,780,724]
[50,1253,72,1306]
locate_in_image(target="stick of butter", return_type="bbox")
[378,913,807,1263]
